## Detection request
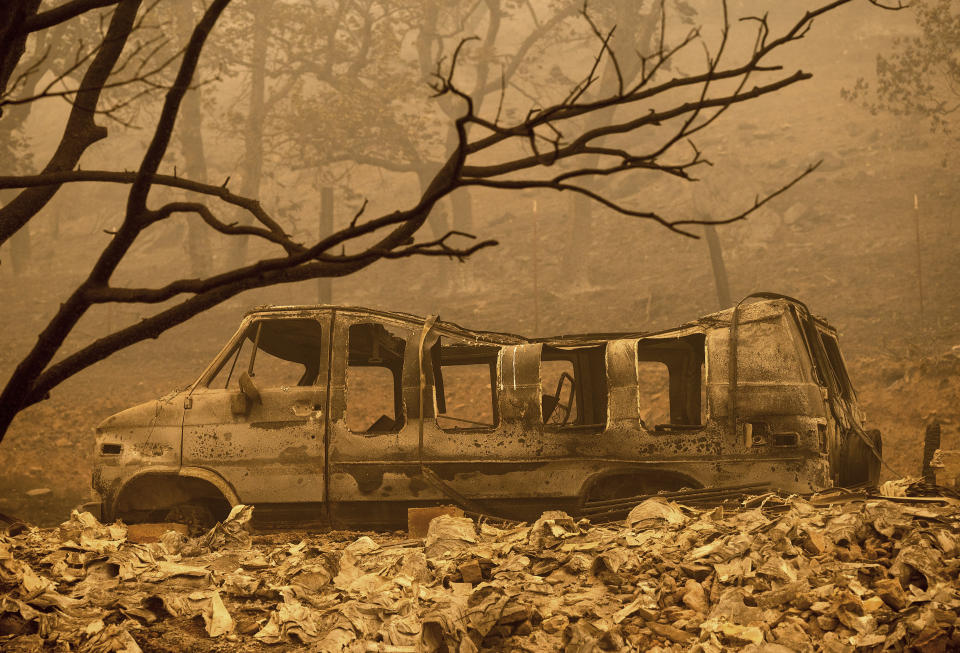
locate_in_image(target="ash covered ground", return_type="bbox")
[3,483,960,652]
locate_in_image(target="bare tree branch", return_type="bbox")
[0,170,289,239]
[0,0,141,248]
[0,0,232,437]
[0,0,905,443]
[23,0,120,33]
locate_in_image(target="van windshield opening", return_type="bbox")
[208,318,325,389]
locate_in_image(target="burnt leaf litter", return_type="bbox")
[3,481,960,652]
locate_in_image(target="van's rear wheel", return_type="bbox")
[839,429,882,488]
[864,429,883,485]
[579,470,700,521]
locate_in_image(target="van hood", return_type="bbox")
[96,390,186,433]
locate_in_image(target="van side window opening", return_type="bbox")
[207,318,324,389]
[636,361,670,427]
[433,339,498,431]
[540,359,577,426]
[819,331,855,401]
[541,345,607,429]
[637,335,705,430]
[789,308,826,387]
[346,323,406,434]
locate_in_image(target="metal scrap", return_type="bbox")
[2,486,960,651]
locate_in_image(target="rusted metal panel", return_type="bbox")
[180,312,331,505]
[93,391,185,512]
[418,341,596,503]
[605,338,641,429]
[326,312,422,510]
[497,344,542,425]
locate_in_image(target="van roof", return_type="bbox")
[245,295,836,344]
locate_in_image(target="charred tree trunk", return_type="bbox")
[172,0,211,276]
[563,2,659,283]
[693,191,732,310]
[414,164,448,239]
[415,0,449,239]
[449,189,473,234]
[0,65,35,276]
[0,1,41,99]
[228,0,269,269]
[703,223,731,309]
[0,0,230,442]
[317,185,333,304]
[9,218,30,275]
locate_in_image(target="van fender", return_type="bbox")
[576,466,703,510]
[176,467,242,506]
[108,466,240,518]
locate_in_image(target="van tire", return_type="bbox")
[113,474,231,527]
[839,429,882,488]
[164,503,217,536]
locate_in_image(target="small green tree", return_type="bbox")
[843,0,959,136]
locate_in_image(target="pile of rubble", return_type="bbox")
[2,482,960,652]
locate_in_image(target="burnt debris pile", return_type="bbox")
[2,485,960,652]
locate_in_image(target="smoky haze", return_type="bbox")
[0,0,957,524]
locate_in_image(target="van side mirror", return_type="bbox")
[230,392,248,415]
[231,371,261,415]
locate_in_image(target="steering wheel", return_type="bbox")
[546,372,576,427]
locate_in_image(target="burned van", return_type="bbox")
[87,293,881,529]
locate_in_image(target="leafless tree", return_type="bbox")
[0,0,900,441]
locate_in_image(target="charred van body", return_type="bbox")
[88,294,881,530]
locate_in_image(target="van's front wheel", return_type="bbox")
[164,503,217,536]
